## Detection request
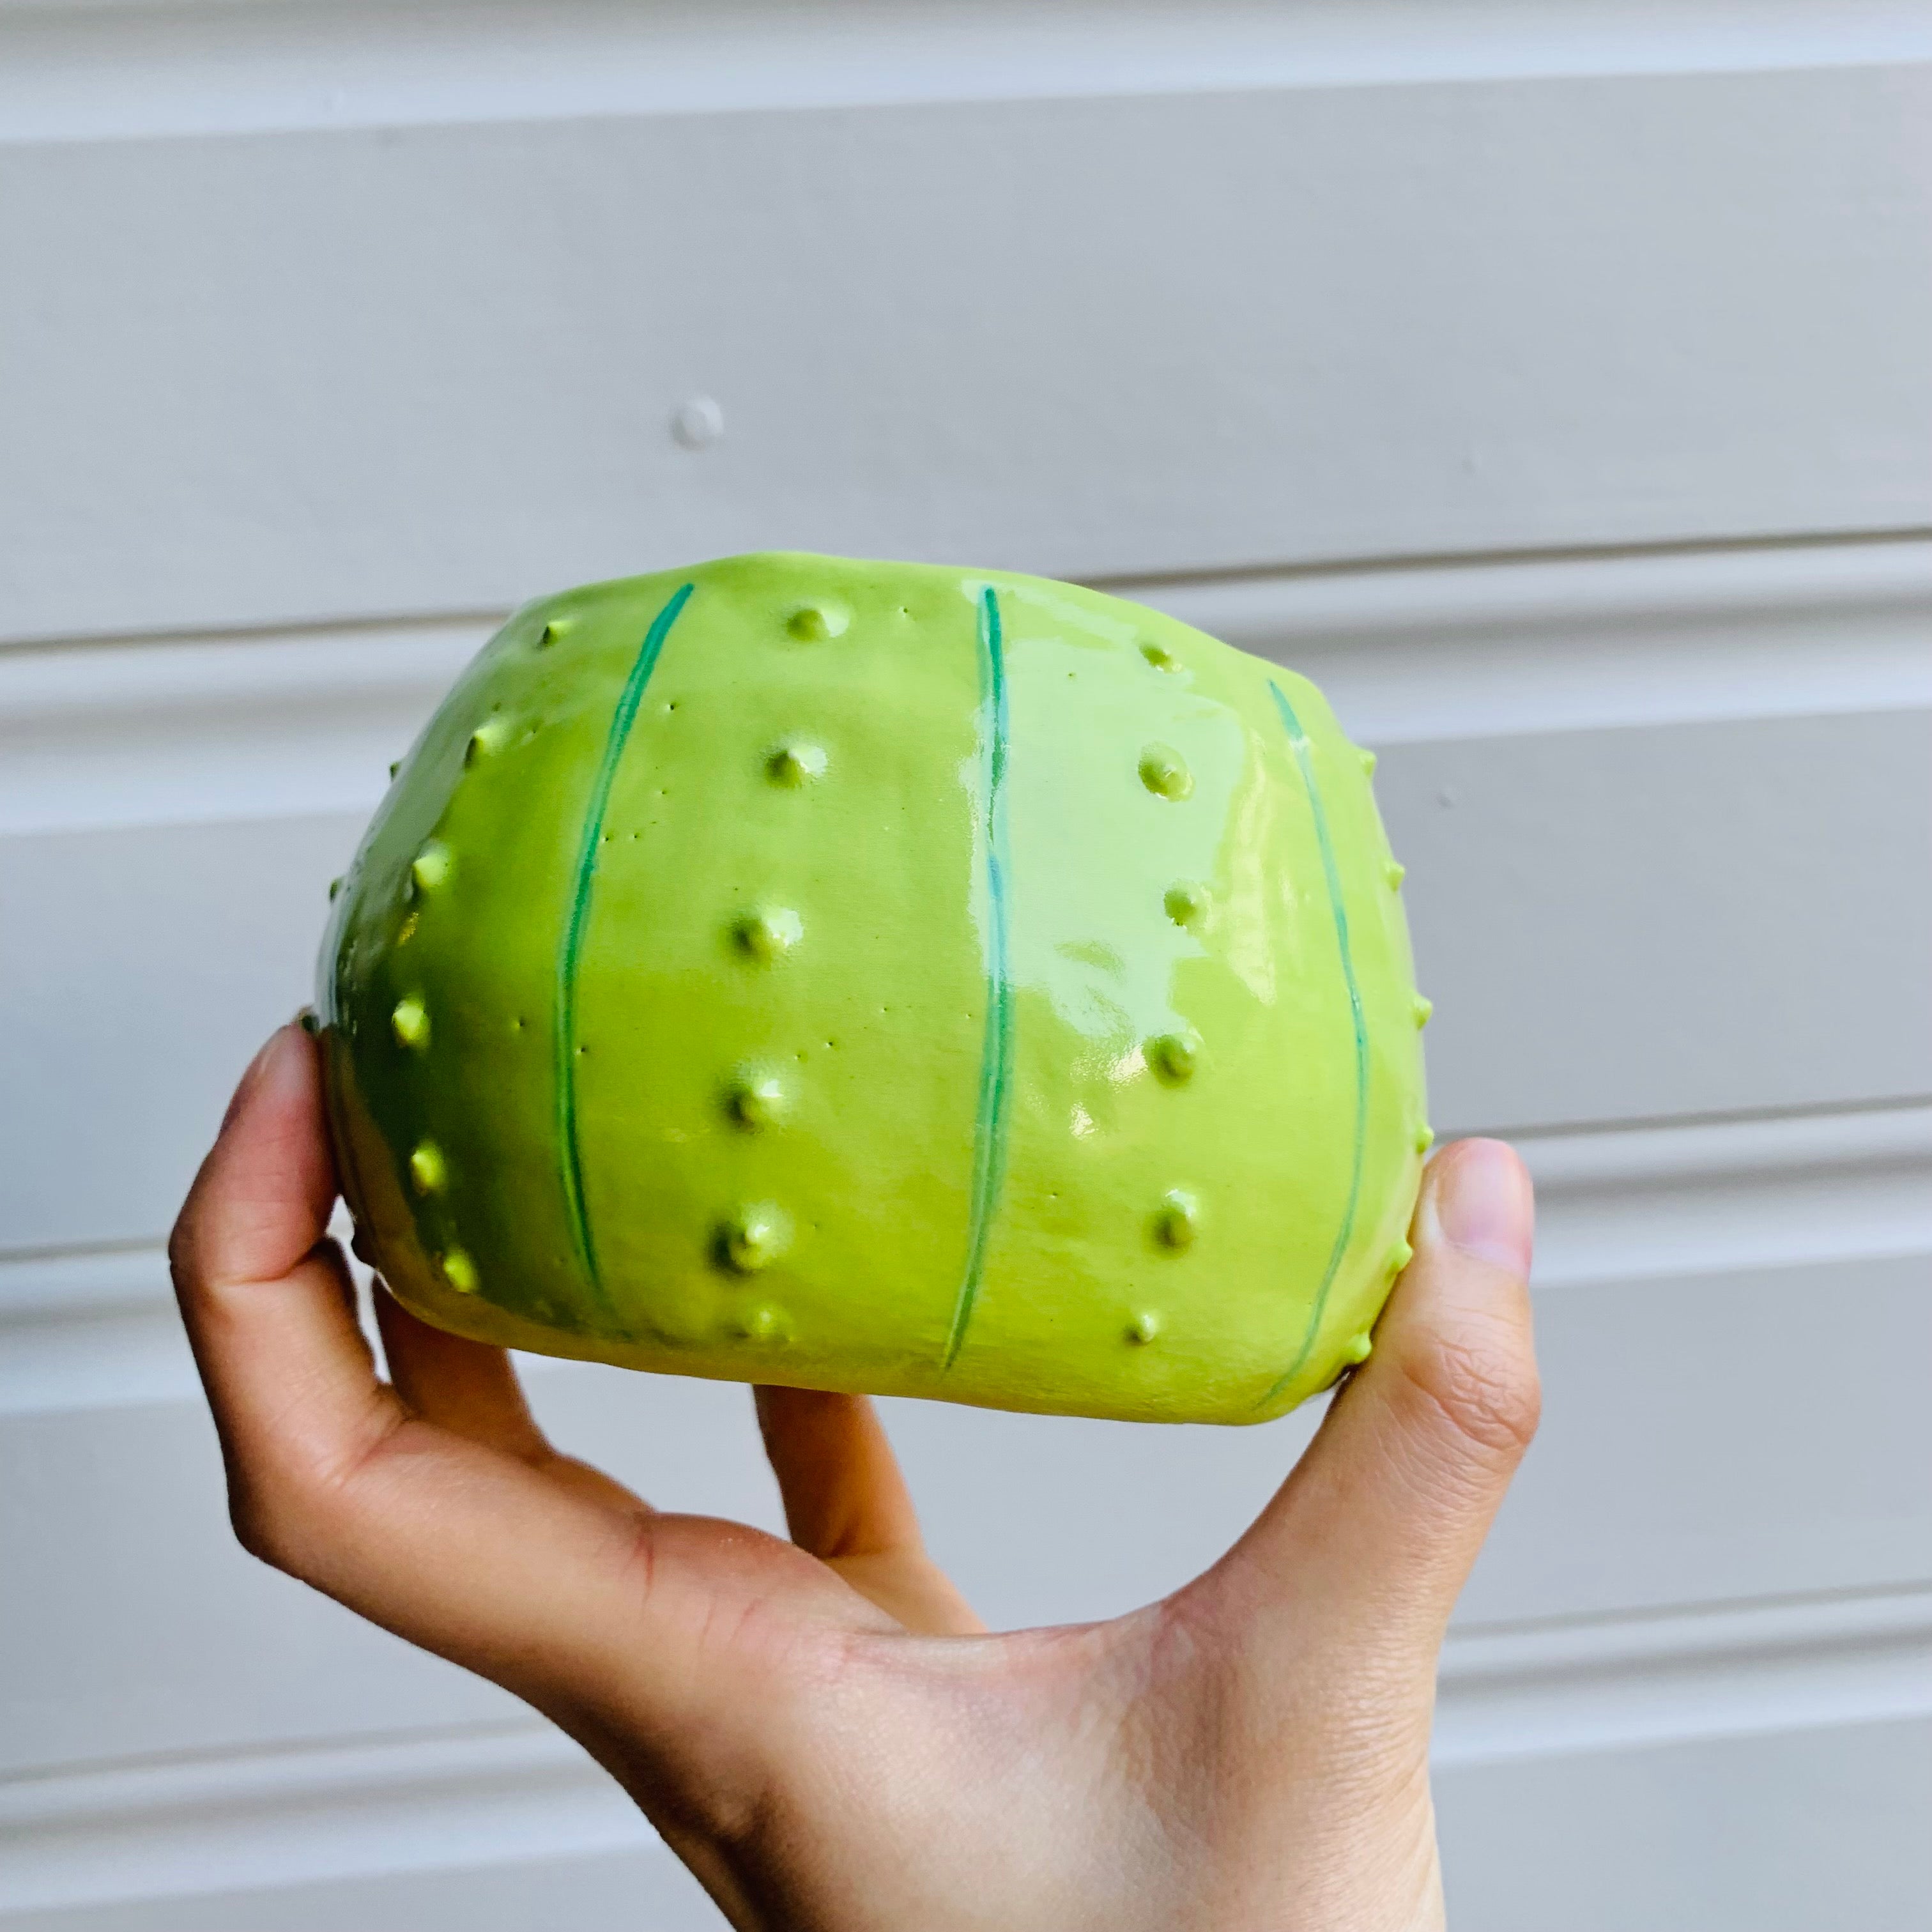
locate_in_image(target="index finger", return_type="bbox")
[167,1025,865,1765]
[169,1023,399,1499]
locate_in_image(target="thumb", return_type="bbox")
[1197,1138,1540,1665]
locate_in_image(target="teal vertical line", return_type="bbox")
[1259,681,1370,1409]
[555,582,695,1308]
[943,586,1013,1368]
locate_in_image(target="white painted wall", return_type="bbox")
[3,4,1928,1926]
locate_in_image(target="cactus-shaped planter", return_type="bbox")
[319,553,1430,1424]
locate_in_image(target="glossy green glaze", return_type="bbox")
[319,553,1430,1423]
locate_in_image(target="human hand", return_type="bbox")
[171,1023,1537,1931]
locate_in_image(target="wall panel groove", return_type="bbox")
[7,536,1925,836]
[6,1,1931,145]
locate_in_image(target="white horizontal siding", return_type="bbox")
[10,537,1930,838]
[3,4,1928,1924]
[3,65,1929,643]
[1438,1717,1932,1932]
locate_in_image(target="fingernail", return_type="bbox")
[220,1034,279,1132]
[264,1022,322,1105]
[220,1025,306,1131]
[1425,1138,1533,1277]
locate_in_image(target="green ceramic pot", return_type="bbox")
[319,553,1430,1423]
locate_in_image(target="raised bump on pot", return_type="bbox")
[466,719,510,764]
[786,602,849,641]
[766,742,828,786]
[1146,1031,1200,1085]
[1164,882,1209,928]
[727,1069,792,1130]
[1152,1190,1199,1252]
[719,1203,792,1274]
[411,841,452,892]
[408,1141,447,1195]
[733,907,804,962]
[1138,745,1193,801]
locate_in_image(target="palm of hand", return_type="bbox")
[172,1028,1537,1932]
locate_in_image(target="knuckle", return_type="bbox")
[1399,1320,1542,1462]
[227,1482,302,1572]
[224,1414,401,1579]
[165,1215,196,1291]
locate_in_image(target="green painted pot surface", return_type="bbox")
[319,553,1430,1424]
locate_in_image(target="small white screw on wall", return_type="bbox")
[671,395,724,450]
